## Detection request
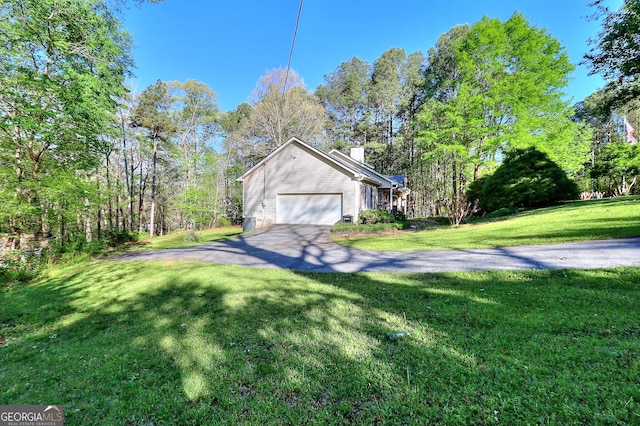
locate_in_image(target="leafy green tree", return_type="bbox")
[131,80,176,237]
[585,0,640,107]
[417,13,587,216]
[574,89,617,145]
[219,103,252,222]
[472,147,579,212]
[168,80,220,229]
[590,139,639,195]
[0,0,133,241]
[412,25,469,216]
[169,80,219,190]
[456,12,579,167]
[395,51,426,170]
[317,49,424,176]
[574,89,640,194]
[177,150,227,228]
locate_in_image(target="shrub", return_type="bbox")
[183,231,201,243]
[85,240,108,256]
[49,234,108,258]
[358,209,395,225]
[216,216,232,227]
[365,222,408,233]
[474,147,579,212]
[427,216,451,225]
[467,176,488,207]
[0,250,46,284]
[104,229,139,246]
[332,222,407,235]
[391,209,407,222]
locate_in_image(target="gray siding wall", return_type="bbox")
[243,141,357,226]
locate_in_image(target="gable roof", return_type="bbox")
[327,149,396,189]
[237,137,384,186]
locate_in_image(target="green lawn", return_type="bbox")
[133,227,242,251]
[2,261,639,424]
[334,196,640,251]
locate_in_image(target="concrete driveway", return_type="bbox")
[114,225,640,273]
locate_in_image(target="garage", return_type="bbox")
[276,193,343,225]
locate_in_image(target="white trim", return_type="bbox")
[242,177,246,217]
[328,149,395,188]
[354,179,359,222]
[237,137,361,182]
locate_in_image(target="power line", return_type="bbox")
[283,0,304,96]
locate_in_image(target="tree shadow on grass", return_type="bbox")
[1,263,639,424]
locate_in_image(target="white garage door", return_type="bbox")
[276,194,343,225]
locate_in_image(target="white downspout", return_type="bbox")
[354,179,359,222]
[261,164,267,227]
[242,178,245,218]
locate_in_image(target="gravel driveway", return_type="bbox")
[114,225,640,273]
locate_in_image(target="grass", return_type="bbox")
[1,261,639,424]
[131,227,242,251]
[333,196,640,251]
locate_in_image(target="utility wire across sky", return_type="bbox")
[283,0,304,97]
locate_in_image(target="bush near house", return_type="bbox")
[332,222,407,235]
[358,209,395,224]
[332,209,409,235]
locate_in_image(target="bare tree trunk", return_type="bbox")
[96,171,102,240]
[97,207,102,240]
[138,162,146,234]
[60,214,67,246]
[388,115,393,172]
[116,194,122,231]
[149,137,158,238]
[451,150,458,217]
[84,197,92,243]
[129,143,135,232]
[120,109,134,233]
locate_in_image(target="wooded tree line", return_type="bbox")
[1,0,638,249]
[226,2,640,220]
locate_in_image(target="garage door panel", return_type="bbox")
[277,194,342,225]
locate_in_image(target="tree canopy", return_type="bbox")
[416,13,587,216]
[0,0,133,235]
[247,68,327,153]
[4,3,633,259]
[585,0,640,107]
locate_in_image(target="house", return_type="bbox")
[237,137,410,228]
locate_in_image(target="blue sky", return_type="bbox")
[122,0,622,112]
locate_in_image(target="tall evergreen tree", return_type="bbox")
[316,57,371,147]
[131,80,176,238]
